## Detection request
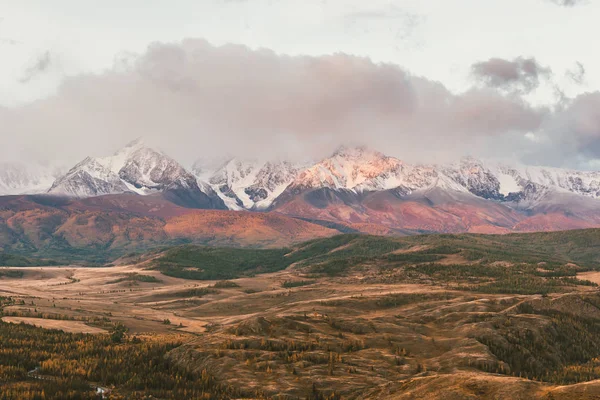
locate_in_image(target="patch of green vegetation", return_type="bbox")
[148,230,600,284]
[282,280,316,288]
[301,231,600,280]
[211,280,241,288]
[152,288,219,300]
[409,262,595,295]
[107,273,162,284]
[308,258,364,277]
[407,263,505,280]
[176,288,219,297]
[153,245,294,280]
[321,292,457,310]
[374,292,456,309]
[560,277,598,287]
[418,245,463,255]
[0,270,24,279]
[292,235,405,265]
[475,275,563,295]
[384,253,445,264]
[0,252,59,267]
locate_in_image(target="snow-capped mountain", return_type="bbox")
[194,158,304,210]
[49,157,129,197]
[286,146,467,194]
[187,145,600,215]
[5,141,600,233]
[0,162,64,195]
[49,139,226,209]
[495,164,600,199]
[438,157,600,209]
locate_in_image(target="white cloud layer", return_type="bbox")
[1,39,550,167]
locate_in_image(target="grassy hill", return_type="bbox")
[0,252,60,267]
[149,229,600,295]
[6,230,600,398]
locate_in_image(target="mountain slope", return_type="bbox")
[49,157,130,197]
[0,194,338,263]
[281,146,464,194]
[49,139,226,209]
[5,144,600,233]
[194,158,302,210]
[264,148,600,233]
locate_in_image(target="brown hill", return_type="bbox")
[0,194,337,262]
[272,186,600,234]
[4,186,600,263]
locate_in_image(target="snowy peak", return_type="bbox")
[6,142,600,217]
[440,157,505,201]
[244,160,301,209]
[199,158,302,210]
[331,145,380,159]
[291,146,405,191]
[97,137,149,175]
[500,164,600,199]
[286,146,469,195]
[439,157,600,206]
[50,141,187,197]
[48,142,226,209]
[118,146,197,193]
[49,157,129,197]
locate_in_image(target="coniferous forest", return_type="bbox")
[0,297,236,400]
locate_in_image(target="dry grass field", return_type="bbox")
[4,232,600,398]
[0,265,599,398]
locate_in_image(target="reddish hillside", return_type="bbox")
[271,187,600,234]
[0,194,338,261]
[4,185,600,263]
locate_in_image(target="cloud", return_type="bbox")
[547,0,588,6]
[553,93,600,160]
[343,5,424,46]
[345,5,416,21]
[19,51,52,83]
[0,17,19,46]
[471,57,552,94]
[519,91,600,168]
[0,39,545,166]
[566,62,586,85]
[0,37,19,45]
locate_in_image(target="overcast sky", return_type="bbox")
[1,0,599,169]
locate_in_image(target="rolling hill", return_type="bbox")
[0,194,338,263]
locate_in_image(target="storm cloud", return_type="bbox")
[0,39,548,166]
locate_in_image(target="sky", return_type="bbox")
[1,0,599,169]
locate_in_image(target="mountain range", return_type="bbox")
[3,139,600,246]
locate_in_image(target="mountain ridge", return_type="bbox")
[47,139,226,209]
[4,142,600,234]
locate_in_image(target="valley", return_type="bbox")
[3,232,600,398]
[4,4,599,398]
